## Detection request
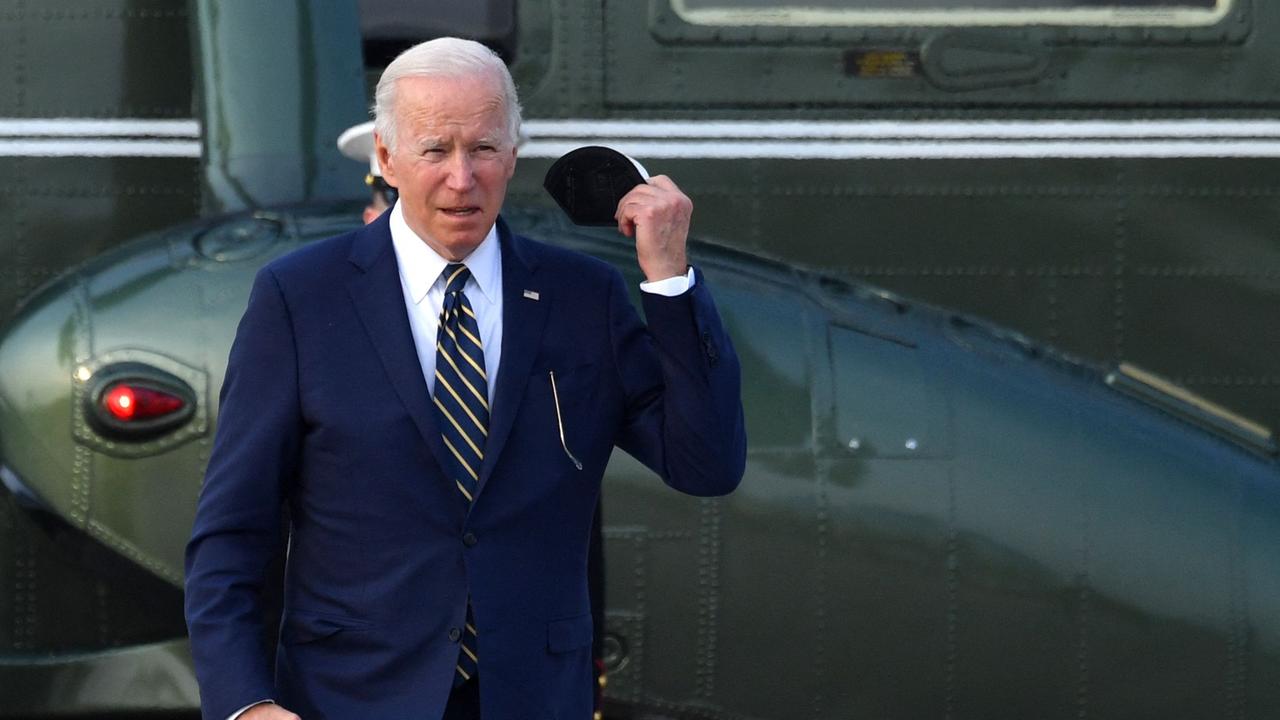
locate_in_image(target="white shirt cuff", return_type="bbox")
[228,700,274,720]
[639,267,696,297]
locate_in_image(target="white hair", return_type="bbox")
[373,37,522,152]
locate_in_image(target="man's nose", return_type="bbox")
[444,152,476,191]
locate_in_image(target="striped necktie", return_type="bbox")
[432,263,487,685]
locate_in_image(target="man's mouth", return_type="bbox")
[441,206,480,217]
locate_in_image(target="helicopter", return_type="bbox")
[1,1,1278,718]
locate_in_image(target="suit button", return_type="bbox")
[462,532,478,547]
[449,627,461,642]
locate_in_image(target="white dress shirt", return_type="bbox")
[390,202,504,402]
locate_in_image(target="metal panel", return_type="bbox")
[15,0,191,118]
[0,156,199,315]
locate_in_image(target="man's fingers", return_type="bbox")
[617,215,636,238]
[610,171,692,282]
[614,185,656,218]
[614,186,656,237]
[645,174,680,192]
[614,177,689,224]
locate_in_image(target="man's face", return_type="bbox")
[376,73,517,260]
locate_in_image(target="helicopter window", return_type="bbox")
[671,0,1229,27]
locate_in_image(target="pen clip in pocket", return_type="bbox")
[548,370,584,471]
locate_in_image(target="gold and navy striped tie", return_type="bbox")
[433,263,486,685]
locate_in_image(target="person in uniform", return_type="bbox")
[337,121,399,225]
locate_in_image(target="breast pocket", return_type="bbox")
[543,362,597,410]
[527,362,599,471]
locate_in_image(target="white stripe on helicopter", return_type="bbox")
[518,119,1280,159]
[3,117,1280,159]
[0,119,199,157]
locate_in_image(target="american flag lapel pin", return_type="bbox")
[523,289,540,301]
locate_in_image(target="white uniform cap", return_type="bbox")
[337,121,379,178]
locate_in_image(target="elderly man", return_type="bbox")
[338,116,609,718]
[184,37,745,720]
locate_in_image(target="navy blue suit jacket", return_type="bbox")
[184,214,746,720]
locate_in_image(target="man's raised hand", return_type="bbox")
[614,175,691,282]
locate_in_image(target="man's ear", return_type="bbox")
[375,132,397,187]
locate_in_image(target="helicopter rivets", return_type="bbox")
[74,366,92,382]
[905,438,919,451]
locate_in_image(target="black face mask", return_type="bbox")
[543,146,647,226]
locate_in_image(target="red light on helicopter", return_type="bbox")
[102,384,186,422]
[85,363,199,444]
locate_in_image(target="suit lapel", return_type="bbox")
[476,221,548,496]
[345,214,451,478]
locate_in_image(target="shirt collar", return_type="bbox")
[389,201,501,305]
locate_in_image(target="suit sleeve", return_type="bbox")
[184,267,302,720]
[609,266,746,496]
